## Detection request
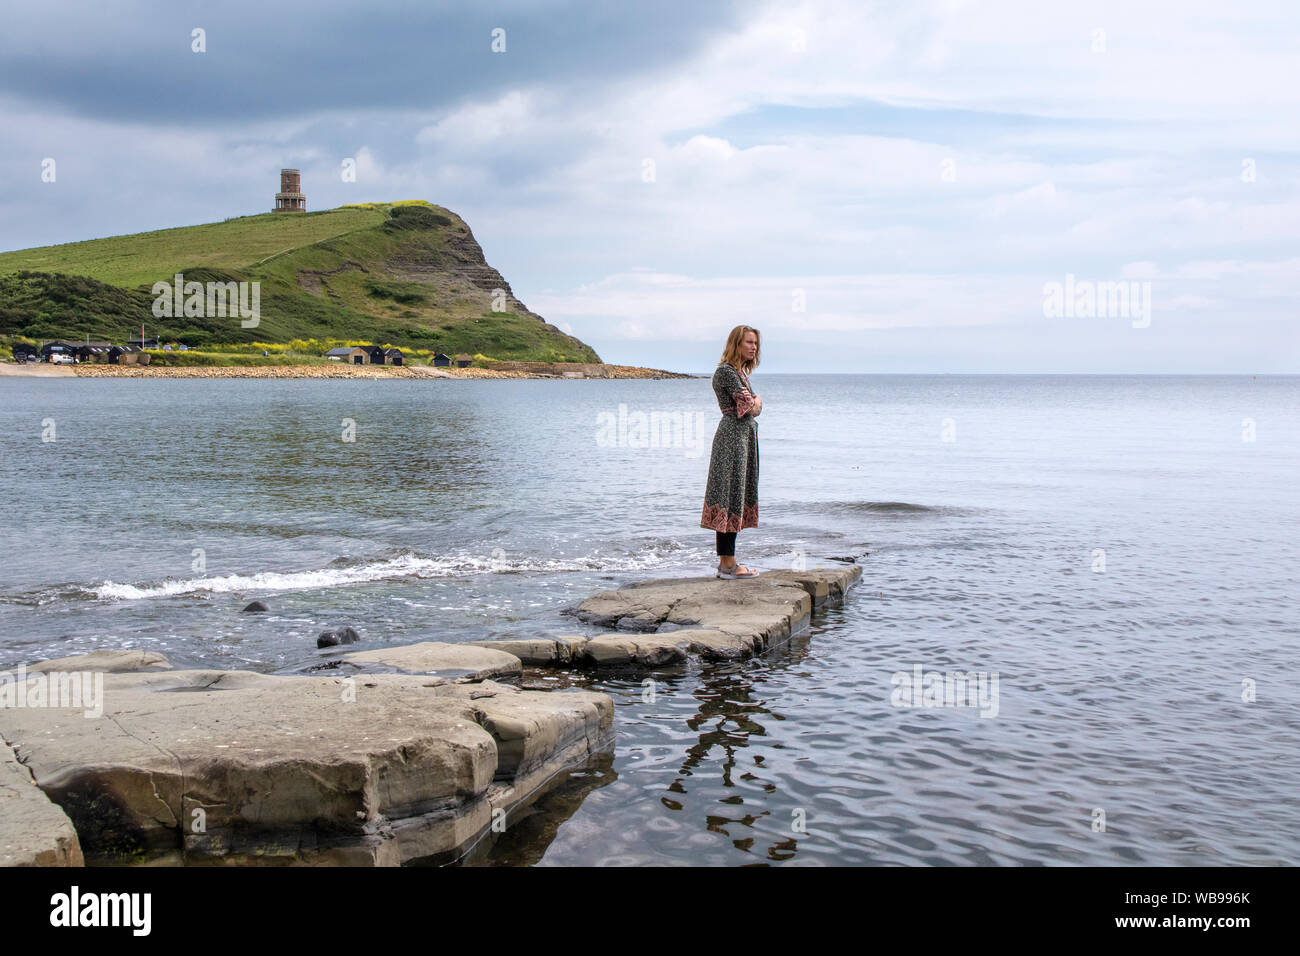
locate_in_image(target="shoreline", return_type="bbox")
[1,568,860,866]
[0,362,695,380]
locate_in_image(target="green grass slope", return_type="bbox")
[0,201,599,362]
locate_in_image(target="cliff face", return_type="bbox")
[441,225,547,323]
[376,208,552,326]
[0,202,600,363]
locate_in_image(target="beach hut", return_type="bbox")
[432,352,451,367]
[360,345,386,364]
[383,348,404,366]
[326,347,369,364]
[73,342,116,363]
[11,344,38,362]
[128,337,160,349]
[455,352,472,368]
[40,341,79,362]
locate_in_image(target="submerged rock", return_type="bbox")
[317,626,361,648]
[242,601,269,613]
[0,660,612,866]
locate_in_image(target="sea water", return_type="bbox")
[1,374,1296,865]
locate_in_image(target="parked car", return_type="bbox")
[49,353,75,365]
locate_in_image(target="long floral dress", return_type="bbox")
[700,362,759,532]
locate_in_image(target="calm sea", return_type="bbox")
[1,373,1297,865]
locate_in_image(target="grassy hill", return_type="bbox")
[0,201,599,363]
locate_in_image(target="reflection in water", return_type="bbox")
[455,752,617,867]
[669,662,802,863]
[468,625,830,867]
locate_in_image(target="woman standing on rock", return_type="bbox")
[701,325,762,578]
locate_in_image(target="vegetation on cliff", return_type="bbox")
[0,201,599,363]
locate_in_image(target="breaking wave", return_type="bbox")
[85,545,697,601]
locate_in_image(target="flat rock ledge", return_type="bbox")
[1,741,84,866]
[336,642,522,682]
[473,566,862,669]
[0,649,612,866]
[29,649,172,674]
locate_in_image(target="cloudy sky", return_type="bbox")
[2,0,1296,372]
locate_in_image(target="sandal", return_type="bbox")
[716,563,758,579]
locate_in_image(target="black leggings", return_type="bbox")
[716,531,737,557]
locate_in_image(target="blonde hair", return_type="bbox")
[719,325,761,373]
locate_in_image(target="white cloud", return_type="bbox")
[534,260,1300,350]
[415,90,538,147]
[5,0,1299,370]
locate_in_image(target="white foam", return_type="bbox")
[87,546,700,601]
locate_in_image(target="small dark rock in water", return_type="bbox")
[828,556,857,564]
[242,601,269,613]
[317,626,360,648]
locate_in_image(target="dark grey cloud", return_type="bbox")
[0,0,745,124]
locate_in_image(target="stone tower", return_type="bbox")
[275,169,305,212]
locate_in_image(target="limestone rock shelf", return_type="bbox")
[0,567,859,865]
[478,566,863,669]
[0,655,612,866]
[1,740,84,866]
